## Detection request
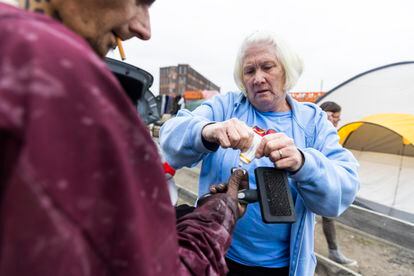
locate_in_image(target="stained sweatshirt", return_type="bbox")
[0,3,238,275]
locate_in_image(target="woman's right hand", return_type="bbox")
[201,118,254,152]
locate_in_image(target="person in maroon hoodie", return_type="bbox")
[0,1,247,275]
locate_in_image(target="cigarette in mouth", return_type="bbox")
[116,37,126,60]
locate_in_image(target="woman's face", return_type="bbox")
[242,43,286,112]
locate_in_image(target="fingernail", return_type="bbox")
[232,167,247,175]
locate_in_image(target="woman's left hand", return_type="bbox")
[255,133,304,172]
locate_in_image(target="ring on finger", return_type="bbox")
[278,149,283,159]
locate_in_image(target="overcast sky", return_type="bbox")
[108,0,414,95]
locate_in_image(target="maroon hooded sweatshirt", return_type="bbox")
[0,4,237,275]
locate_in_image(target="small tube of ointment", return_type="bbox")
[116,37,126,60]
[239,131,262,166]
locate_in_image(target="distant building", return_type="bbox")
[159,64,220,96]
[289,91,325,103]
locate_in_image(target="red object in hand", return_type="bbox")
[265,129,277,135]
[252,126,277,137]
[252,126,266,137]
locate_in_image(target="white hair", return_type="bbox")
[233,31,304,95]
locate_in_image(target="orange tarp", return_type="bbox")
[290,92,325,103]
[183,90,203,100]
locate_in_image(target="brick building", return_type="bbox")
[159,64,220,96]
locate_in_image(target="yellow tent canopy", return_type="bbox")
[338,113,414,157]
[338,113,414,222]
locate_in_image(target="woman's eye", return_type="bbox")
[262,64,274,71]
[243,68,255,75]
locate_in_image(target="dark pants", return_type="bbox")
[322,217,338,250]
[226,258,289,276]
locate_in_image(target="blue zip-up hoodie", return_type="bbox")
[160,92,359,276]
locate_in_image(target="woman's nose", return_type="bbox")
[129,6,151,40]
[253,71,266,85]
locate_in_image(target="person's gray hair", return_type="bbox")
[233,31,304,95]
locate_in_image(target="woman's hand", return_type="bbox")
[201,119,254,152]
[255,133,304,172]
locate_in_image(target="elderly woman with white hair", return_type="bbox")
[160,31,359,276]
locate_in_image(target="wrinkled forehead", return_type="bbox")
[242,42,278,65]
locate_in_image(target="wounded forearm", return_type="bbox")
[176,194,238,276]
